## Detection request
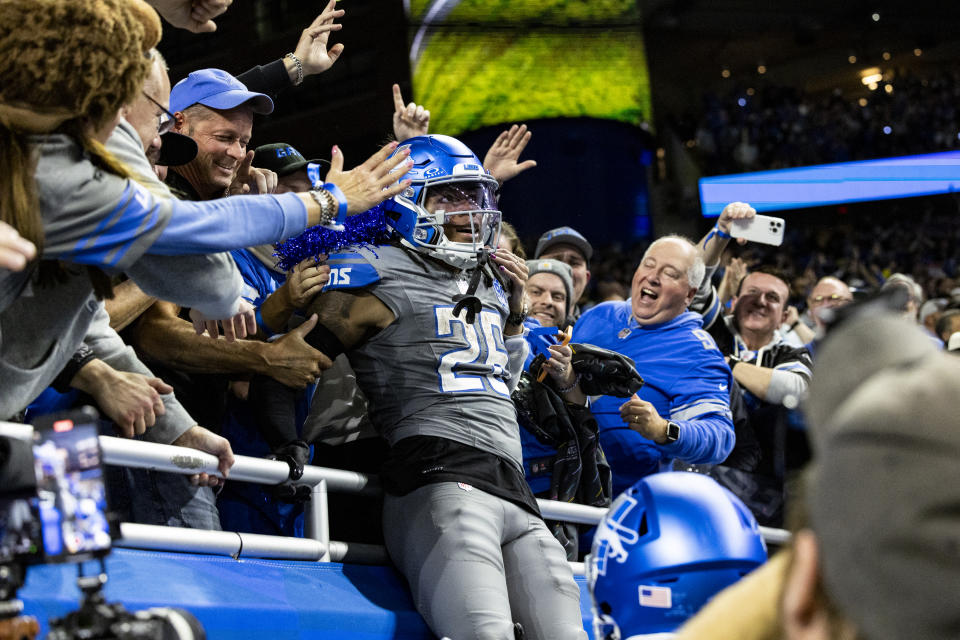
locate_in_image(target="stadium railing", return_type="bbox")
[99,435,791,574]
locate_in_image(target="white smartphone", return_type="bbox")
[729,214,785,246]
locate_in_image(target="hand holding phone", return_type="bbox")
[729,214,785,246]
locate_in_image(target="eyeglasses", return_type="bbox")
[809,293,853,305]
[142,92,176,136]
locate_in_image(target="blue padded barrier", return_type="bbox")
[20,549,594,639]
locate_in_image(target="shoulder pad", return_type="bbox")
[324,251,381,290]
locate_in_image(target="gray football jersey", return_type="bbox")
[326,244,526,468]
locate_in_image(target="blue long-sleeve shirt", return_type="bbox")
[572,302,734,495]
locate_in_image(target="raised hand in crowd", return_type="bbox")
[701,200,756,266]
[324,142,413,214]
[483,124,537,185]
[289,0,346,79]
[171,425,236,487]
[229,151,279,195]
[189,299,257,342]
[260,314,333,388]
[717,200,755,242]
[718,256,747,307]
[148,0,232,34]
[392,83,431,141]
[0,220,36,272]
[69,359,172,438]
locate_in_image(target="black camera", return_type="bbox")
[0,408,205,640]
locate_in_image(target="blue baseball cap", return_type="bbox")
[169,68,274,115]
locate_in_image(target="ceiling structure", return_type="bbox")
[640,0,960,116]
[158,1,960,158]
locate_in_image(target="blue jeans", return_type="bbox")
[110,466,221,530]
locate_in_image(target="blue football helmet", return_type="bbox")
[383,135,501,268]
[587,472,767,639]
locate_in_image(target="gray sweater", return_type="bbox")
[0,121,310,418]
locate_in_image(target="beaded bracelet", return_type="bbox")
[556,374,581,394]
[322,182,349,222]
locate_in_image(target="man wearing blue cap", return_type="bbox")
[167,68,277,200]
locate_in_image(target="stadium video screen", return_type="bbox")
[406,0,652,136]
[699,151,960,216]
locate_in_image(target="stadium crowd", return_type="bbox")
[3,1,959,640]
[672,69,960,175]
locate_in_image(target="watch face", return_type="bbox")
[666,422,680,442]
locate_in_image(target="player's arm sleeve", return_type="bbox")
[83,304,195,444]
[659,358,735,464]
[124,251,245,319]
[765,349,813,405]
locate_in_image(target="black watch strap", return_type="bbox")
[52,345,96,392]
[506,302,528,326]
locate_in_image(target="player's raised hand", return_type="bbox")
[392,83,430,141]
[323,142,412,215]
[483,124,537,185]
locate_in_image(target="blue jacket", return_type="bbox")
[572,302,734,495]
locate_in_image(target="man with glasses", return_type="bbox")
[796,277,854,351]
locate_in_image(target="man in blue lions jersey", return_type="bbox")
[254,135,587,640]
[573,236,735,496]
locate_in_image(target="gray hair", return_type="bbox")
[644,235,706,289]
[882,273,924,305]
[147,48,168,71]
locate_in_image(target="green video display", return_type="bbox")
[408,0,652,136]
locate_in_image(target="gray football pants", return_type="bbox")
[383,482,587,640]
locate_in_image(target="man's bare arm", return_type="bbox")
[130,301,330,388]
[105,280,157,332]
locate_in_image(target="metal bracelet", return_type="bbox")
[308,189,335,226]
[285,53,304,85]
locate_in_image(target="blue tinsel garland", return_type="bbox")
[273,204,395,271]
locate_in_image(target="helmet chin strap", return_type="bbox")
[452,248,490,324]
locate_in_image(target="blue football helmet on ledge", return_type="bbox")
[383,135,501,269]
[587,472,767,639]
